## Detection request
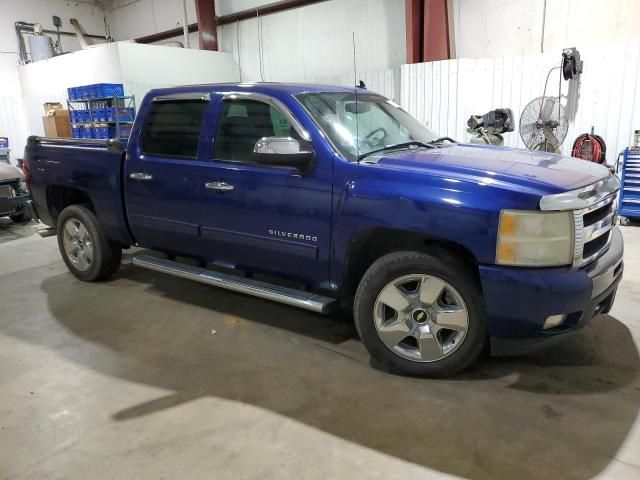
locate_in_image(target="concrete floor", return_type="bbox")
[1,218,639,480]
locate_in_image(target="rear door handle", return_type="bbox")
[129,172,153,181]
[205,181,234,191]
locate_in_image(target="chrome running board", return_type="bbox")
[132,255,336,314]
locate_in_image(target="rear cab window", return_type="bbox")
[141,99,207,159]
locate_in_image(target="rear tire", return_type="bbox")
[56,205,122,281]
[354,250,486,377]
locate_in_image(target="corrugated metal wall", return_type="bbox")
[308,68,400,102]
[401,41,640,162]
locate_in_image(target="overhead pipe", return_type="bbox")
[157,40,185,48]
[216,0,328,25]
[136,0,329,46]
[135,23,198,44]
[15,21,28,63]
[69,18,89,50]
[181,0,191,48]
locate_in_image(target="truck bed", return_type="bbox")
[24,136,133,246]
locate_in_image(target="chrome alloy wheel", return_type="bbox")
[373,274,469,362]
[62,218,94,272]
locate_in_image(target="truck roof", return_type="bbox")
[149,82,377,97]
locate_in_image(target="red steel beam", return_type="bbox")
[195,0,218,50]
[422,0,450,61]
[405,0,423,64]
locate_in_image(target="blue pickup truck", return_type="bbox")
[24,83,623,377]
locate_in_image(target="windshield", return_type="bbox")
[296,92,441,161]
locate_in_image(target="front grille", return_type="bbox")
[583,202,612,225]
[583,231,610,258]
[573,193,616,266]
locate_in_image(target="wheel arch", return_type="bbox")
[342,227,480,295]
[46,185,95,225]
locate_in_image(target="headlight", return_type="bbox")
[496,210,573,266]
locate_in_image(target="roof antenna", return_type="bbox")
[352,32,360,161]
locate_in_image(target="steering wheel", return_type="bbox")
[364,127,388,148]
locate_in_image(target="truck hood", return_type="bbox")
[0,163,23,182]
[371,143,610,195]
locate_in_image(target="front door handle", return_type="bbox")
[129,172,153,181]
[205,181,234,191]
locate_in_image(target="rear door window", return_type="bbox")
[141,100,207,159]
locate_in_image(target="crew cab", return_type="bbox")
[23,83,624,377]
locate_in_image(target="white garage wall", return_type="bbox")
[218,0,406,82]
[107,0,198,45]
[105,0,406,84]
[452,0,640,58]
[0,0,109,163]
[400,41,640,164]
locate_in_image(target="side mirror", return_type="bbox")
[253,137,315,174]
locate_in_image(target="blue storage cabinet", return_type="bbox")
[618,148,640,224]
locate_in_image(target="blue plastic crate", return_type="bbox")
[87,83,124,99]
[73,109,90,123]
[87,85,99,99]
[118,124,133,138]
[119,107,135,121]
[91,108,107,122]
[67,87,78,101]
[72,127,82,138]
[91,125,131,139]
[104,108,115,122]
[76,86,90,100]
[105,107,135,122]
[92,126,108,139]
[70,110,83,124]
[80,126,94,139]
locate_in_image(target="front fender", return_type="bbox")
[330,161,542,288]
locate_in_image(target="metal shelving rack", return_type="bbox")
[67,95,136,139]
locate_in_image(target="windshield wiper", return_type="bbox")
[358,141,434,161]
[426,136,457,145]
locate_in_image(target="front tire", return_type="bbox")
[354,250,486,377]
[56,205,122,281]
